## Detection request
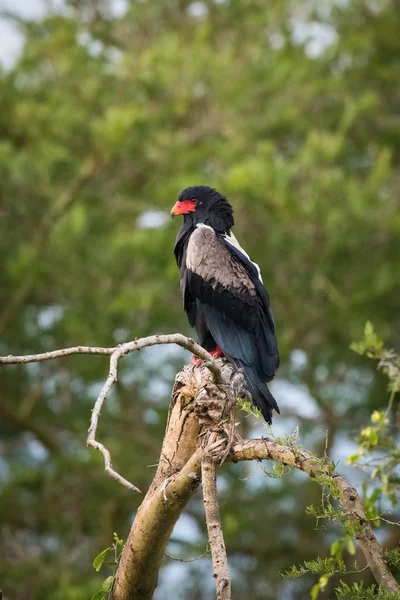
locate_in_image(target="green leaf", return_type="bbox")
[101,576,113,592]
[310,583,320,600]
[345,537,356,555]
[371,410,384,423]
[364,321,373,337]
[346,451,363,464]
[335,581,400,599]
[92,547,112,572]
[330,539,343,560]
[91,592,106,600]
[272,462,286,478]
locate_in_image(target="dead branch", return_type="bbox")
[86,346,142,493]
[202,457,231,600]
[111,365,206,600]
[1,334,222,493]
[0,345,115,363]
[2,339,399,597]
[111,361,240,600]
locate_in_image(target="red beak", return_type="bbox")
[171,200,197,217]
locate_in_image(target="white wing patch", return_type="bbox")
[223,232,263,282]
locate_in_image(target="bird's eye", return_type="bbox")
[190,199,197,204]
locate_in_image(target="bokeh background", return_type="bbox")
[0,1,399,598]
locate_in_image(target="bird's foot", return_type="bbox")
[210,345,224,359]
[191,354,203,367]
[191,345,224,366]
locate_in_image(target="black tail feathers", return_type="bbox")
[241,365,280,424]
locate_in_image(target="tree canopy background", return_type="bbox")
[0,1,399,598]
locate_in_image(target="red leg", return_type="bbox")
[191,354,203,366]
[191,345,224,366]
[209,345,224,359]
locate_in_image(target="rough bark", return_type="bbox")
[112,380,400,599]
[202,458,231,600]
[111,360,240,600]
[111,366,206,600]
[2,339,398,598]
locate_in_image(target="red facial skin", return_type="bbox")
[191,346,225,366]
[171,199,198,216]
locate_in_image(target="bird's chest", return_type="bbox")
[186,227,226,279]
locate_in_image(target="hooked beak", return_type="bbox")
[171,202,181,218]
[171,200,197,218]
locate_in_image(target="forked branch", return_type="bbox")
[0,334,222,493]
[2,338,399,598]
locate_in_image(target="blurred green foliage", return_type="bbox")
[0,1,399,599]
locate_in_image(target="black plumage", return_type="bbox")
[172,185,280,423]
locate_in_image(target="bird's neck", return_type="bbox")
[174,221,193,267]
[183,211,233,234]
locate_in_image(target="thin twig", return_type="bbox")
[0,333,218,375]
[0,345,115,363]
[202,457,231,600]
[86,347,141,493]
[164,547,210,563]
[1,334,223,493]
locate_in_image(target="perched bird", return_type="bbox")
[171,185,280,423]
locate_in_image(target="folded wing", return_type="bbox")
[184,226,279,389]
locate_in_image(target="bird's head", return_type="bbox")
[171,185,234,233]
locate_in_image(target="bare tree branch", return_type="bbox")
[1,334,222,494]
[112,366,205,600]
[202,457,231,600]
[0,334,220,377]
[111,361,240,599]
[2,340,399,596]
[229,439,400,595]
[0,345,115,363]
[86,346,142,493]
[86,336,220,493]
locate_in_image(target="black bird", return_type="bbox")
[171,185,280,423]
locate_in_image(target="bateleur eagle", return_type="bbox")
[172,185,280,423]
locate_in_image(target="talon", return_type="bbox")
[191,345,224,366]
[191,354,203,366]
